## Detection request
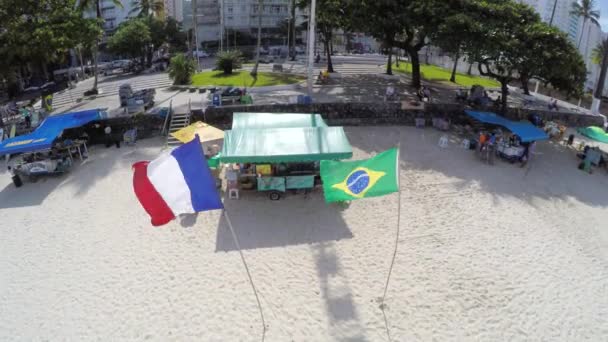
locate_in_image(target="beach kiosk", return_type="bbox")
[0,109,102,185]
[464,110,549,164]
[219,113,353,200]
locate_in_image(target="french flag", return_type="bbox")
[132,137,223,226]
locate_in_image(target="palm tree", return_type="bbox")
[131,0,165,17]
[592,38,608,100]
[78,0,124,94]
[250,0,264,77]
[570,0,600,49]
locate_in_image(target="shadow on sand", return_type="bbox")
[215,191,352,251]
[0,174,65,209]
[347,126,608,208]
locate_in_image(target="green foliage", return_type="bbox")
[351,0,457,86]
[215,50,243,74]
[164,17,187,52]
[592,39,608,65]
[191,71,304,87]
[0,0,93,78]
[131,0,165,17]
[108,18,151,59]
[570,0,600,48]
[168,54,196,85]
[299,0,349,72]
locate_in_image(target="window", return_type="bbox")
[273,6,280,14]
[227,6,233,14]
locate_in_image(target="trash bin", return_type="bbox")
[12,175,22,188]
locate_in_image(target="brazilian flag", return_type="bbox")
[320,148,399,203]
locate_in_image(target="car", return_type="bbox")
[192,50,210,58]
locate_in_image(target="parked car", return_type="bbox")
[193,50,210,58]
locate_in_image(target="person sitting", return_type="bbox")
[455,88,467,102]
[417,86,431,102]
[317,71,328,84]
[548,98,559,111]
[385,86,396,101]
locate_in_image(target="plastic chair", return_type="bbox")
[438,135,449,148]
[461,139,470,149]
[228,188,239,200]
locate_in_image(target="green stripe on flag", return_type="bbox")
[320,148,399,203]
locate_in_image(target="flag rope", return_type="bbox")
[380,140,402,341]
[223,210,267,342]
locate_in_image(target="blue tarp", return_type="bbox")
[0,109,101,156]
[465,110,548,142]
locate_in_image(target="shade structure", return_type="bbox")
[465,110,548,142]
[170,121,224,155]
[221,127,353,163]
[0,109,102,156]
[231,112,328,130]
[577,126,608,143]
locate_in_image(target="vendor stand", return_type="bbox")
[219,113,353,200]
[0,109,102,186]
[465,110,549,165]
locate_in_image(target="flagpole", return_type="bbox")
[223,210,267,341]
[380,138,401,341]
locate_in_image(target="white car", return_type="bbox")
[193,50,210,58]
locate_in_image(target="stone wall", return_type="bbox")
[72,102,603,146]
[198,102,604,129]
[64,115,166,145]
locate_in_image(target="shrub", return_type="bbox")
[215,50,243,75]
[168,54,196,85]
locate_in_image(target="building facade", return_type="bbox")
[165,0,184,22]
[518,0,607,95]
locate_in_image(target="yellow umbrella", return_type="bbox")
[171,121,224,155]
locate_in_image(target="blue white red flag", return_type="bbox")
[132,137,223,226]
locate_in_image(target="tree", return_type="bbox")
[108,19,151,64]
[591,39,608,65]
[435,13,478,83]
[72,18,104,76]
[165,17,187,53]
[78,0,124,94]
[349,0,403,75]
[570,0,600,50]
[131,0,165,17]
[168,54,196,85]
[353,0,454,86]
[593,38,608,101]
[464,0,541,110]
[516,23,586,97]
[250,0,264,77]
[215,50,243,74]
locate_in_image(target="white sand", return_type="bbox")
[1,127,607,341]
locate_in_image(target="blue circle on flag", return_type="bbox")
[346,170,370,195]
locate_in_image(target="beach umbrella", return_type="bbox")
[577,126,608,143]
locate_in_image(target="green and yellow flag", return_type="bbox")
[320,148,399,203]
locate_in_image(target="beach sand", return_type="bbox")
[1,127,607,341]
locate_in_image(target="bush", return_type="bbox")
[215,50,243,75]
[168,54,196,85]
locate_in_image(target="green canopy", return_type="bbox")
[578,126,608,143]
[231,112,328,130]
[221,127,353,163]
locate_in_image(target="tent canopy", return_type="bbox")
[221,127,353,163]
[577,126,608,143]
[170,121,224,144]
[0,109,101,156]
[221,113,352,163]
[231,112,328,130]
[465,110,548,142]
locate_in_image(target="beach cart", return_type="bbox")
[219,113,353,200]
